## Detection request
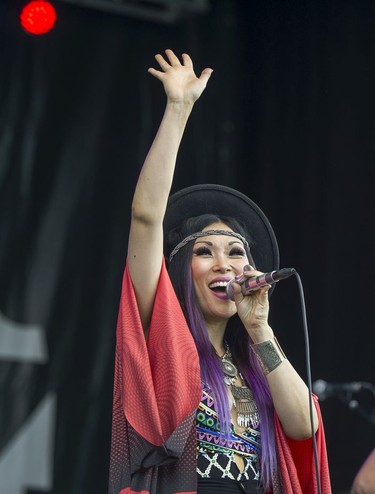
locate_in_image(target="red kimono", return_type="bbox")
[109,259,332,494]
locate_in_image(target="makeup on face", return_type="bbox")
[191,225,249,319]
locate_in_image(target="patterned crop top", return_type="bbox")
[196,384,261,482]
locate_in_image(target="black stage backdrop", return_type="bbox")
[0,1,374,492]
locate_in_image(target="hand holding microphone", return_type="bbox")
[226,267,296,300]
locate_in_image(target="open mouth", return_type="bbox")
[208,281,229,295]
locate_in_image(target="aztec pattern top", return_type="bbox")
[196,384,261,482]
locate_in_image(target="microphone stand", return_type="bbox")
[335,383,375,426]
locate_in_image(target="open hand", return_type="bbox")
[148,49,213,105]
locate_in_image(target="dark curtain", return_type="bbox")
[0,0,374,492]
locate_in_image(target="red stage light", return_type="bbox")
[20,1,57,35]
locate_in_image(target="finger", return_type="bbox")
[199,68,213,85]
[260,285,271,295]
[243,264,263,277]
[243,264,256,274]
[165,49,181,66]
[154,53,170,71]
[258,285,271,303]
[252,283,271,299]
[243,264,253,271]
[230,282,246,303]
[231,280,243,296]
[181,53,193,68]
[147,67,165,81]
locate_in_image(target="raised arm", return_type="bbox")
[128,49,212,334]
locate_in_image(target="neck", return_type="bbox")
[206,318,228,356]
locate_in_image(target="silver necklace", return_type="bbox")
[217,342,260,429]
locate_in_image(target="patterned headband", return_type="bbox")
[168,229,249,263]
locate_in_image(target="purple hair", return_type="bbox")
[166,214,278,490]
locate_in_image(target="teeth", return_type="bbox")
[209,281,229,289]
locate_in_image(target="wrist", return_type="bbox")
[163,101,194,126]
[245,323,274,343]
[250,336,287,375]
[166,100,195,112]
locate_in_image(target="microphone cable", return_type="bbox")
[292,271,322,494]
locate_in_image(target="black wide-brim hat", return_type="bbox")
[164,184,279,276]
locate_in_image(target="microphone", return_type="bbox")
[312,379,367,401]
[226,268,296,301]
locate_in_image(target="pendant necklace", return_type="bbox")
[217,342,260,429]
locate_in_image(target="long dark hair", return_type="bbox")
[166,214,277,490]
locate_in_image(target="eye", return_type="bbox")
[229,247,246,257]
[193,246,212,256]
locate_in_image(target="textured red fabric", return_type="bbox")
[119,258,201,445]
[274,394,332,493]
[109,258,202,494]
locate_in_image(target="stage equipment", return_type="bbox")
[313,379,375,425]
[57,0,210,24]
[20,1,57,35]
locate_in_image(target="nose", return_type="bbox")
[213,254,231,273]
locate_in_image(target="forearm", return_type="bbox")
[128,101,194,331]
[250,324,318,440]
[266,356,318,439]
[131,101,194,225]
[235,270,318,440]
